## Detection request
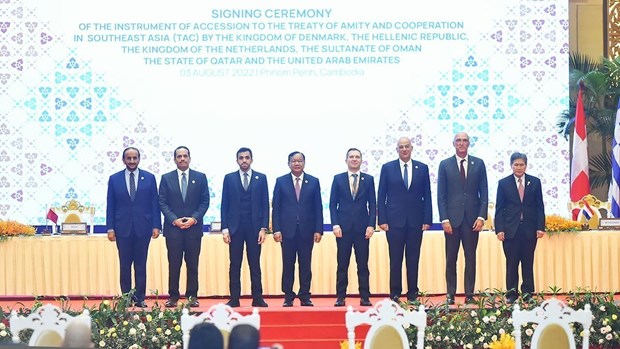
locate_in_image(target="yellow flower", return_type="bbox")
[612,314,618,321]
[489,333,515,349]
[156,327,162,333]
[103,300,110,306]
[147,314,153,322]
[99,329,105,335]
[476,328,482,334]
[175,325,181,331]
[123,321,129,326]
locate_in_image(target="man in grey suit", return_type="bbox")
[437,132,488,305]
[329,148,376,307]
[159,146,210,308]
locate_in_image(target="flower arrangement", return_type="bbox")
[0,220,36,242]
[1,290,619,349]
[545,214,583,235]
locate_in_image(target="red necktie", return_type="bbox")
[459,159,466,183]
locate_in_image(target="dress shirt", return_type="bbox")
[399,159,412,188]
[125,168,139,196]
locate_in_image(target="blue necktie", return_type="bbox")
[129,172,136,201]
[403,163,409,190]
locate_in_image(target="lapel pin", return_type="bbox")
[255,176,259,179]
[140,177,144,180]
[192,180,195,184]
[304,180,308,184]
[415,165,418,169]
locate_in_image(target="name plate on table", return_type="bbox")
[61,222,87,234]
[598,218,620,230]
[210,221,222,232]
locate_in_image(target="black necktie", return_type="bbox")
[403,164,409,189]
[460,159,466,183]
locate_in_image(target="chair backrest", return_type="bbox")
[346,298,426,349]
[181,303,260,349]
[567,194,609,229]
[484,202,495,230]
[9,303,91,346]
[512,298,592,349]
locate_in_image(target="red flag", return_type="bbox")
[570,84,590,219]
[47,208,58,224]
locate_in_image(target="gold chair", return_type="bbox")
[512,297,591,349]
[10,303,90,346]
[567,194,610,230]
[181,303,260,349]
[345,299,426,349]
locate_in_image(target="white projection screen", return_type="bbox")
[0,0,569,228]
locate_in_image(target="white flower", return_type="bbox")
[601,326,609,334]
[483,344,489,348]
[606,333,613,341]
[507,318,513,324]
[165,329,172,336]
[499,328,505,335]
[470,310,477,317]
[603,319,609,326]
[0,330,6,337]
[600,305,606,312]
[152,336,158,342]
[525,328,533,336]
[133,314,140,320]
[0,323,5,330]
[483,316,490,323]
[138,323,146,331]
[159,312,164,319]
[599,339,604,344]
[489,315,497,323]
[129,345,139,349]
[479,336,485,342]
[99,341,106,347]
[466,343,473,349]
[436,336,441,341]
[129,328,137,335]
[403,323,410,329]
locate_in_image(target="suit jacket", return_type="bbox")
[437,155,488,228]
[377,159,432,228]
[329,172,376,232]
[494,174,545,240]
[272,172,323,238]
[159,169,210,239]
[106,169,161,238]
[221,170,269,234]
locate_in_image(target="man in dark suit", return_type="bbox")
[221,147,269,308]
[329,148,376,307]
[377,137,432,303]
[437,132,488,305]
[272,151,323,307]
[159,146,210,308]
[106,147,161,308]
[495,152,545,304]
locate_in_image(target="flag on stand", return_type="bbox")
[610,99,620,218]
[581,201,595,220]
[570,83,590,220]
[46,208,58,224]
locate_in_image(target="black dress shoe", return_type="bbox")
[465,296,476,304]
[506,296,517,305]
[334,298,346,307]
[446,295,455,305]
[282,300,294,307]
[165,299,178,308]
[188,298,200,307]
[252,299,268,307]
[134,301,147,308]
[226,299,240,308]
[300,299,314,307]
[390,295,400,303]
[360,298,372,306]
